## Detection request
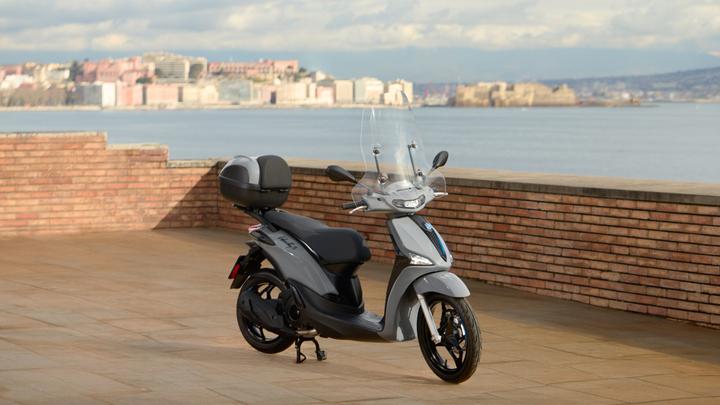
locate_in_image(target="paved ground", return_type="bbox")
[1,229,720,404]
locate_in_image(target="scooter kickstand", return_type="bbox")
[294,336,326,363]
[311,337,326,361]
[294,337,307,363]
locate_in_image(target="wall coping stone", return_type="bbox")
[167,159,220,168]
[107,143,168,150]
[2,129,717,206]
[283,158,720,206]
[0,131,106,140]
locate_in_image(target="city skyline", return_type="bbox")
[1,1,720,81]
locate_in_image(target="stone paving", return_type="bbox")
[1,228,720,404]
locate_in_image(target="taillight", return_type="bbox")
[228,263,241,279]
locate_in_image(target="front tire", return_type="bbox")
[237,271,295,354]
[417,294,481,383]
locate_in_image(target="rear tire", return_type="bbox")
[417,294,481,383]
[237,271,295,354]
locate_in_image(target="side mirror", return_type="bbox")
[326,165,358,184]
[432,151,449,170]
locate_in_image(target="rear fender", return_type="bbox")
[229,243,265,289]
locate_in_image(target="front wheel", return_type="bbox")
[417,294,481,383]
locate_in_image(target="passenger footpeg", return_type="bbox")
[295,336,326,363]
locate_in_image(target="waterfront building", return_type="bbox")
[455,81,577,107]
[353,77,384,104]
[307,82,317,102]
[334,80,354,104]
[180,84,219,105]
[143,83,179,106]
[217,80,254,103]
[253,84,276,104]
[316,85,334,104]
[75,83,116,107]
[275,82,309,104]
[116,83,144,107]
[382,80,413,105]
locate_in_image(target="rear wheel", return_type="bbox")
[237,271,294,354]
[417,294,481,383]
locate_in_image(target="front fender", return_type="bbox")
[413,271,470,298]
[379,268,470,342]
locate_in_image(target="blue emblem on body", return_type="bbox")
[424,222,433,231]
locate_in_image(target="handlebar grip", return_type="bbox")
[341,201,361,209]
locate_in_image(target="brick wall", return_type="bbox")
[2,132,719,328]
[0,132,217,236]
[218,162,720,329]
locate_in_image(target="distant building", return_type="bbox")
[310,71,328,82]
[143,83,179,106]
[353,77,384,104]
[253,84,276,104]
[454,82,577,107]
[316,84,334,104]
[217,80,254,103]
[144,52,206,82]
[274,60,300,75]
[78,57,152,85]
[116,83,144,107]
[75,83,116,107]
[208,59,299,80]
[275,82,308,104]
[334,80,354,104]
[26,63,70,84]
[0,74,34,90]
[180,84,219,104]
[383,80,413,105]
[455,82,495,107]
[45,68,70,83]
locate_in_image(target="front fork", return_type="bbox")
[417,293,442,344]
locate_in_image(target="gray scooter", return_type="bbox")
[223,101,481,383]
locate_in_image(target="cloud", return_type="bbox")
[0,0,719,52]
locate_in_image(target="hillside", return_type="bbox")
[545,66,720,101]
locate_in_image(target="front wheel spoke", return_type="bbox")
[445,345,463,369]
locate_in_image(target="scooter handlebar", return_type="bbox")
[341,201,363,209]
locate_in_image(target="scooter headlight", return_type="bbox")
[408,252,433,266]
[392,195,426,209]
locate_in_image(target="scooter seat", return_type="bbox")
[263,210,371,267]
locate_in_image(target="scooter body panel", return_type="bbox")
[254,228,339,297]
[377,215,464,341]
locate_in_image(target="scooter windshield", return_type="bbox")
[352,92,446,204]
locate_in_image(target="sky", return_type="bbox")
[1,0,719,81]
